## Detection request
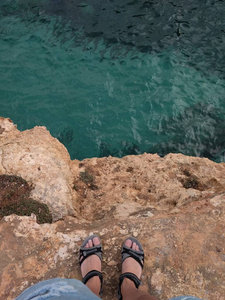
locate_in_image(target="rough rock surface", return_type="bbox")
[0,117,75,221]
[0,117,225,300]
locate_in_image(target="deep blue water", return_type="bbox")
[0,0,225,161]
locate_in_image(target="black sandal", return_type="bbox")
[118,237,144,300]
[79,234,103,297]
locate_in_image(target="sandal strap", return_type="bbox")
[121,246,144,269]
[79,245,102,266]
[118,272,142,300]
[82,270,103,297]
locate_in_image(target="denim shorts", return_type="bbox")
[15,278,203,300]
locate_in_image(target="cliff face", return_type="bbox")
[0,117,224,300]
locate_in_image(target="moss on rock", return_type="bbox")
[0,175,52,224]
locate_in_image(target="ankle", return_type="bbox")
[86,276,101,296]
[121,277,137,295]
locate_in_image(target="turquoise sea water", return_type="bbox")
[0,0,225,161]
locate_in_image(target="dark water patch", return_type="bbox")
[43,0,225,78]
[99,141,141,158]
[1,0,225,78]
[149,103,225,162]
[57,126,74,152]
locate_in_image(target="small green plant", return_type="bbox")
[182,169,191,177]
[182,176,199,189]
[180,169,200,189]
[73,184,78,191]
[0,174,52,224]
[79,171,98,190]
[79,171,94,185]
[0,198,53,224]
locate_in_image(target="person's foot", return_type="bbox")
[80,236,102,296]
[120,238,158,300]
[121,238,143,292]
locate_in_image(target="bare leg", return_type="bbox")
[80,237,101,297]
[121,239,158,300]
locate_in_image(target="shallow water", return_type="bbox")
[0,0,225,161]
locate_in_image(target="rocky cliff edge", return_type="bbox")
[0,117,224,300]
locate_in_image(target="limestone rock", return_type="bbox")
[71,152,225,222]
[0,118,225,300]
[0,118,76,221]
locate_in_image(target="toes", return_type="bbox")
[81,239,90,261]
[93,236,100,246]
[125,239,141,252]
[132,242,139,251]
[88,239,93,248]
[124,239,132,248]
[84,236,100,249]
[125,239,141,251]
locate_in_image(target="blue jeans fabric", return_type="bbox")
[169,296,203,300]
[15,278,101,300]
[15,278,203,300]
